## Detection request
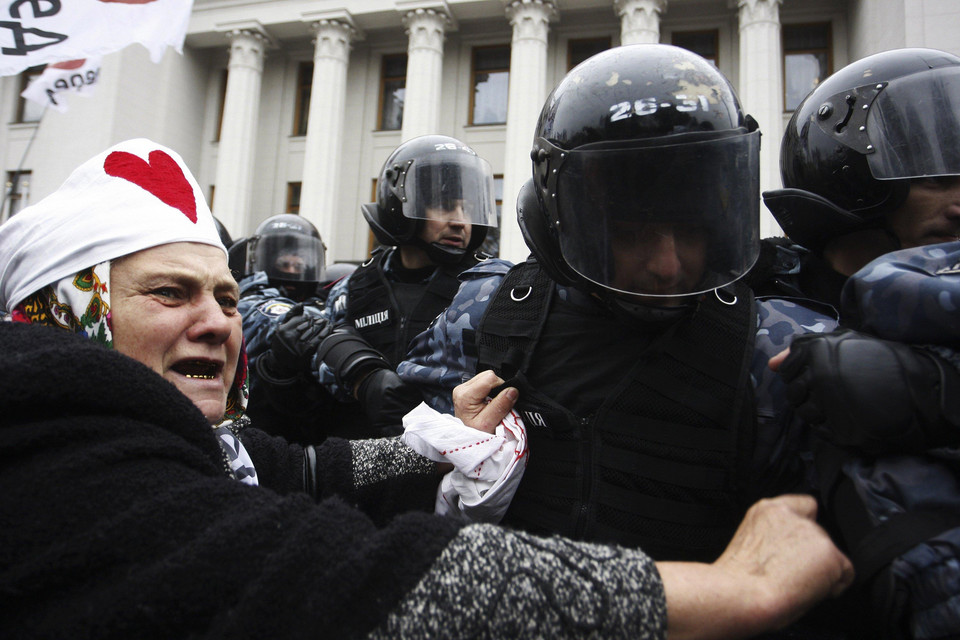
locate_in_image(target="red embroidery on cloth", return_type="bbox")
[439,435,497,456]
[103,150,197,223]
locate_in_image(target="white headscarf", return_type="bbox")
[0,138,225,314]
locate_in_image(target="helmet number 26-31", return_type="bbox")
[609,95,711,121]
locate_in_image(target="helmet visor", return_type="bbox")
[401,151,498,228]
[253,234,326,284]
[554,131,760,298]
[867,66,960,179]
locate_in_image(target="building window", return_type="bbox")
[2,170,31,222]
[286,182,302,214]
[215,69,227,141]
[208,185,215,209]
[16,66,44,123]
[378,53,406,131]
[470,45,510,125]
[672,30,719,66]
[478,175,503,257]
[293,62,313,136]
[568,37,610,71]
[783,22,831,111]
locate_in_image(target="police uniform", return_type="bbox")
[239,272,356,443]
[398,257,837,561]
[316,246,477,401]
[808,242,960,640]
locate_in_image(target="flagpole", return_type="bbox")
[0,104,45,224]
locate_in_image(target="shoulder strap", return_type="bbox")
[474,259,553,378]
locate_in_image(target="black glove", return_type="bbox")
[316,324,390,393]
[257,303,330,383]
[355,368,425,435]
[779,328,960,454]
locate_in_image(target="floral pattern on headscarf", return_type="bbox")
[10,261,250,427]
[10,262,112,346]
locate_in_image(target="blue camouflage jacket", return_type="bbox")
[238,272,325,397]
[397,257,837,496]
[830,241,960,640]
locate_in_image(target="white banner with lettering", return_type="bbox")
[0,0,193,77]
[20,57,101,113]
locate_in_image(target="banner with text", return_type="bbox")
[0,0,193,77]
[20,57,101,113]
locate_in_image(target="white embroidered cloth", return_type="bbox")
[402,402,528,524]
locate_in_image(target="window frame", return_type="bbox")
[671,29,720,66]
[293,61,313,137]
[781,21,833,112]
[16,66,45,123]
[566,37,611,72]
[469,44,511,126]
[286,182,302,214]
[377,53,407,131]
[2,170,31,222]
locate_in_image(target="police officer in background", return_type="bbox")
[756,48,960,639]
[313,135,498,436]
[233,213,345,443]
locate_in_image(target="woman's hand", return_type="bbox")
[452,370,519,434]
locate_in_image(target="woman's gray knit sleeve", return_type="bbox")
[371,523,667,639]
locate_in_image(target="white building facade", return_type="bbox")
[1,0,958,264]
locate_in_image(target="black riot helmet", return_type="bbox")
[213,216,233,249]
[523,44,760,315]
[764,47,960,252]
[242,214,326,300]
[361,135,498,265]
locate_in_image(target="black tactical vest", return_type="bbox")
[346,248,477,365]
[475,260,757,562]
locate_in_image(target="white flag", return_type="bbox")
[20,57,101,113]
[0,0,194,77]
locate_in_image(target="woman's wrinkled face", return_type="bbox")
[110,242,242,424]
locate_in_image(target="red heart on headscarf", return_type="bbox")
[104,150,197,223]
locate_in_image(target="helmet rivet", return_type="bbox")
[817,103,833,119]
[552,169,557,174]
[862,104,869,110]
[859,125,866,132]
[866,144,874,151]
[876,84,883,90]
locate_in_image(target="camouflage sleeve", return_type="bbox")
[842,241,960,347]
[750,298,839,496]
[314,274,353,401]
[397,259,512,415]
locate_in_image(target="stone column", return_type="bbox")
[499,0,556,263]
[399,6,452,142]
[298,13,359,246]
[614,0,667,45]
[212,26,268,236]
[738,0,784,238]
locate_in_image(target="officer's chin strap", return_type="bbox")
[605,292,700,329]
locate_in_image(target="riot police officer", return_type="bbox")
[314,135,498,436]
[399,44,838,565]
[758,47,960,311]
[233,214,342,443]
[759,48,960,639]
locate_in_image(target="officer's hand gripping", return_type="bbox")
[258,303,330,383]
[778,329,960,454]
